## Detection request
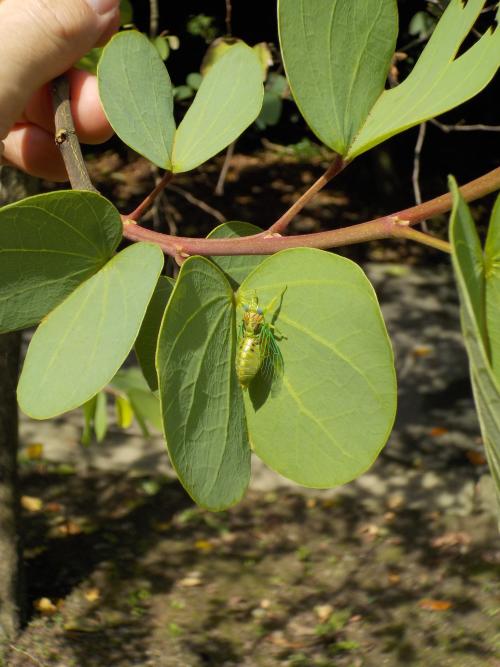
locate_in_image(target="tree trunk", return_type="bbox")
[0,167,39,650]
[0,332,22,646]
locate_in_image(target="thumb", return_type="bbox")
[0,0,119,141]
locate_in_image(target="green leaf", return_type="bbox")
[152,35,169,61]
[485,195,500,384]
[207,221,266,289]
[348,0,500,159]
[82,395,97,446]
[172,43,264,173]
[135,276,175,392]
[115,394,134,428]
[157,256,250,510]
[0,191,122,334]
[239,248,396,487]
[449,180,500,506]
[278,0,398,156]
[76,47,103,75]
[94,392,108,442]
[98,31,175,169]
[120,0,133,24]
[18,243,164,419]
[129,389,162,431]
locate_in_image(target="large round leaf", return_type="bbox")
[157,256,250,510]
[0,191,122,333]
[98,31,175,169]
[239,248,396,487]
[18,243,164,419]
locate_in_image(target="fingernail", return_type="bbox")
[84,0,118,16]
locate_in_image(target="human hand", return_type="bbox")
[0,0,120,181]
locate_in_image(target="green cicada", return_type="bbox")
[236,293,284,392]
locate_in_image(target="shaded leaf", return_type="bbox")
[484,194,500,383]
[207,221,266,289]
[98,31,175,169]
[18,243,164,419]
[94,392,108,442]
[449,178,500,507]
[0,191,122,333]
[135,276,175,391]
[239,248,396,487]
[157,256,250,510]
[82,395,97,446]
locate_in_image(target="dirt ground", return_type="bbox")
[4,150,500,666]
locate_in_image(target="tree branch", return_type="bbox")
[51,76,98,193]
[268,154,346,234]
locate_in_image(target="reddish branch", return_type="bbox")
[51,77,500,260]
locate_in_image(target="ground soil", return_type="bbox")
[3,149,500,667]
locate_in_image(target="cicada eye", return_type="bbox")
[257,307,263,315]
[243,304,249,312]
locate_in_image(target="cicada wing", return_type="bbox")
[259,324,284,396]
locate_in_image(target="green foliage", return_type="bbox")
[207,221,267,288]
[279,0,500,160]
[348,0,500,159]
[0,191,122,333]
[186,14,219,43]
[449,181,500,504]
[171,43,263,172]
[238,249,396,487]
[98,31,176,169]
[485,197,500,383]
[17,243,164,419]
[157,257,250,510]
[154,245,395,507]
[279,0,398,156]
[135,276,175,392]
[98,34,263,173]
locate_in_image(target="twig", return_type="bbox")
[122,167,500,257]
[149,0,159,38]
[168,184,226,224]
[126,171,173,221]
[412,122,428,231]
[51,76,98,192]
[268,154,345,234]
[430,119,500,133]
[225,0,233,36]
[215,141,235,196]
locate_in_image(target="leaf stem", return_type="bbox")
[267,154,346,234]
[126,170,173,221]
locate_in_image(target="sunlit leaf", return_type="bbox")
[18,243,164,419]
[239,248,396,487]
[484,194,500,383]
[348,0,500,159]
[0,191,121,333]
[279,0,398,155]
[207,221,266,289]
[98,31,175,169]
[172,43,264,172]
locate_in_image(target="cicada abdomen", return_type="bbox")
[236,294,283,392]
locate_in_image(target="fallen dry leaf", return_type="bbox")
[466,450,487,466]
[21,496,43,512]
[179,573,203,587]
[194,539,214,553]
[84,588,101,602]
[430,426,448,437]
[25,443,44,460]
[418,598,452,611]
[314,604,333,623]
[34,597,58,615]
[431,532,471,550]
